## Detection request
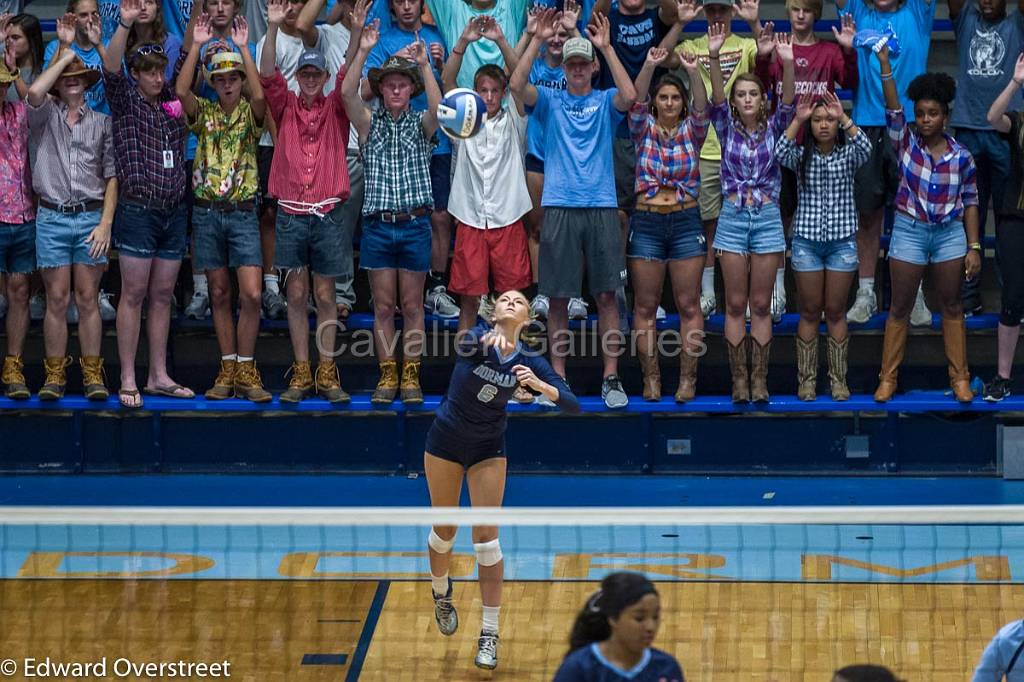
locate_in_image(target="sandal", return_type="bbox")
[118,389,143,409]
[142,383,195,399]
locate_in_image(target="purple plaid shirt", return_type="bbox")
[887,108,978,224]
[103,69,188,205]
[628,100,709,203]
[710,100,795,208]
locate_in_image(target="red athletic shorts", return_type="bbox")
[448,220,532,296]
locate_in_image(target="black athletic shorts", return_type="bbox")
[425,421,505,468]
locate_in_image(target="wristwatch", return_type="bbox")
[969,242,982,251]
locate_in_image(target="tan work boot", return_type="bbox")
[750,338,771,403]
[636,331,661,401]
[235,360,272,403]
[79,356,109,401]
[372,360,399,404]
[942,317,974,403]
[874,317,908,402]
[400,360,423,404]
[796,336,818,402]
[315,359,350,404]
[827,336,850,401]
[2,355,29,399]
[727,337,750,403]
[204,359,237,400]
[38,356,72,400]
[675,351,698,403]
[280,361,314,404]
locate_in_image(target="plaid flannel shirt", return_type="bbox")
[711,100,795,208]
[775,128,872,241]
[886,108,978,224]
[628,100,710,203]
[361,107,435,215]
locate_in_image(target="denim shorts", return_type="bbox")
[0,220,36,274]
[888,212,967,265]
[791,234,859,272]
[192,206,262,271]
[628,207,706,262]
[274,203,349,277]
[525,153,544,175]
[359,215,431,272]
[713,200,786,255]
[36,207,107,269]
[113,201,187,260]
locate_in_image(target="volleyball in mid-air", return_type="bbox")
[437,88,487,140]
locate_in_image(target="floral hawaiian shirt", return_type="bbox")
[0,101,35,224]
[189,97,260,202]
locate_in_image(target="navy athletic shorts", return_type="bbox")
[425,421,505,468]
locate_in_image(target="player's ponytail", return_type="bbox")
[566,572,658,655]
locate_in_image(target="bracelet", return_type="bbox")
[452,48,465,56]
[970,242,982,251]
[881,74,894,82]
[879,71,892,78]
[841,120,853,131]
[118,18,132,30]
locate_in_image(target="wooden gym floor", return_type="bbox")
[0,578,1018,681]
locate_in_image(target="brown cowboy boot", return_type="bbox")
[874,317,908,402]
[204,359,237,400]
[675,351,698,403]
[371,360,399,404]
[280,360,314,404]
[727,337,750,403]
[400,360,423,404]
[827,336,851,401]
[38,356,72,400]
[750,338,771,403]
[2,355,29,399]
[636,330,661,402]
[795,336,818,402]
[235,360,272,403]
[79,356,109,401]
[316,359,350,404]
[942,317,974,403]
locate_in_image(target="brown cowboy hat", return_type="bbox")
[367,56,424,98]
[50,54,101,94]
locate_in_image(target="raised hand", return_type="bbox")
[526,5,542,35]
[407,37,428,66]
[460,15,484,43]
[359,18,379,50]
[586,11,611,51]
[707,21,727,57]
[756,20,775,57]
[1014,52,1024,83]
[84,16,101,46]
[561,0,580,31]
[479,15,505,42]
[675,0,701,25]
[823,90,844,120]
[4,43,15,73]
[794,93,814,121]
[349,0,372,30]
[646,46,668,67]
[735,0,760,24]
[678,49,699,72]
[774,32,793,63]
[192,13,214,45]
[483,330,515,356]
[429,41,444,67]
[832,13,855,51]
[56,13,76,46]
[534,8,560,41]
[512,364,543,391]
[231,16,249,46]
[0,13,11,44]
[120,0,142,26]
[267,0,287,27]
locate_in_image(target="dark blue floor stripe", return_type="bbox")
[301,654,347,666]
[345,580,390,682]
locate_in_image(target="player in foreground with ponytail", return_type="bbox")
[423,289,580,670]
[553,572,684,681]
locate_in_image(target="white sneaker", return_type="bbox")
[530,294,549,319]
[475,631,499,670]
[568,297,588,320]
[66,298,79,324]
[656,305,666,321]
[29,293,45,321]
[700,291,716,318]
[771,281,786,323]
[433,578,459,636]
[910,288,933,328]
[426,285,460,318]
[846,287,877,324]
[184,291,210,320]
[98,290,117,322]
[0,293,7,319]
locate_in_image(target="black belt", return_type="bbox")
[39,199,103,214]
[194,198,256,212]
[122,195,179,210]
[368,206,431,223]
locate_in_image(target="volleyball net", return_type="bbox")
[0,505,1022,680]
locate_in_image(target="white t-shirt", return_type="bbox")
[448,105,531,229]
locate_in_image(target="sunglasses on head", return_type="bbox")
[129,43,165,65]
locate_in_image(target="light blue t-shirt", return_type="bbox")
[161,0,193,39]
[363,23,450,154]
[426,0,529,89]
[951,4,1024,129]
[838,0,935,125]
[43,40,109,115]
[526,56,565,162]
[972,619,1024,682]
[529,86,622,207]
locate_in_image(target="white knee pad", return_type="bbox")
[428,529,455,554]
[474,539,503,567]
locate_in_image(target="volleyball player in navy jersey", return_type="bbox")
[553,572,684,682]
[424,289,580,671]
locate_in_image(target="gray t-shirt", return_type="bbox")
[952,3,1024,129]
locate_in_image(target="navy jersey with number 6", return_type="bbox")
[432,325,581,441]
[552,644,684,682]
